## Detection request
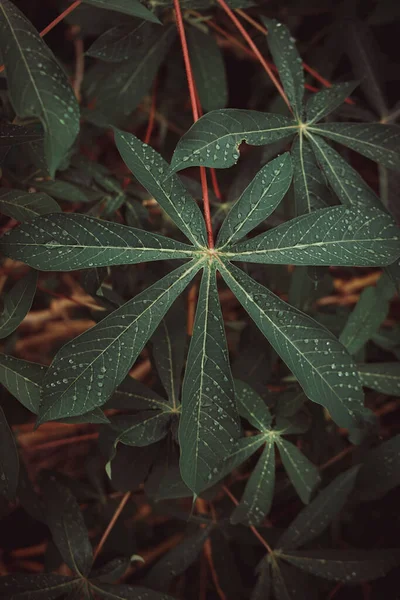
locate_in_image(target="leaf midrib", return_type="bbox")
[219,261,352,413]
[40,259,203,419]
[0,4,48,131]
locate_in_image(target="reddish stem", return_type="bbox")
[173,0,214,248]
[216,0,292,111]
[194,85,223,202]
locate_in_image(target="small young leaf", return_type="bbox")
[231,438,275,525]
[358,362,400,396]
[151,297,186,408]
[86,21,155,62]
[94,27,175,124]
[356,434,400,502]
[277,466,360,550]
[0,405,19,499]
[179,263,240,494]
[262,18,304,119]
[219,262,364,430]
[82,0,161,23]
[42,477,93,576]
[38,260,202,424]
[0,353,46,413]
[281,549,400,583]
[308,133,381,209]
[292,135,331,215]
[235,380,272,431]
[0,0,79,177]
[0,214,195,271]
[276,438,320,504]
[170,110,297,172]
[216,153,293,248]
[0,270,37,339]
[145,526,212,590]
[339,274,395,354]
[309,122,400,171]
[305,82,359,124]
[0,574,79,600]
[32,180,95,203]
[187,26,228,111]
[115,130,207,247]
[108,377,171,412]
[0,190,60,222]
[226,206,400,267]
[110,411,172,447]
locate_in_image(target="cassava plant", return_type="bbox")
[0,0,400,598]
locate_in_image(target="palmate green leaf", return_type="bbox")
[305,81,359,125]
[187,26,228,112]
[179,262,241,494]
[0,353,46,413]
[0,574,80,600]
[356,434,400,502]
[276,438,320,504]
[115,129,207,247]
[109,410,172,447]
[41,476,93,576]
[94,27,175,125]
[0,270,37,339]
[292,135,331,215]
[0,189,60,222]
[221,434,268,481]
[145,526,212,591]
[37,259,202,424]
[262,18,304,119]
[151,297,186,408]
[235,380,272,431]
[277,466,360,550]
[358,362,400,396]
[216,153,293,248]
[271,560,316,600]
[170,110,297,172]
[0,0,79,177]
[225,206,400,267]
[82,0,161,23]
[86,21,155,62]
[0,405,19,499]
[218,262,365,430]
[281,549,400,583]
[231,438,275,526]
[339,273,395,354]
[89,582,175,600]
[309,122,400,171]
[251,558,271,600]
[0,214,194,271]
[308,133,381,209]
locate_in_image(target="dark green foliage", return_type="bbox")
[0,2,399,599]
